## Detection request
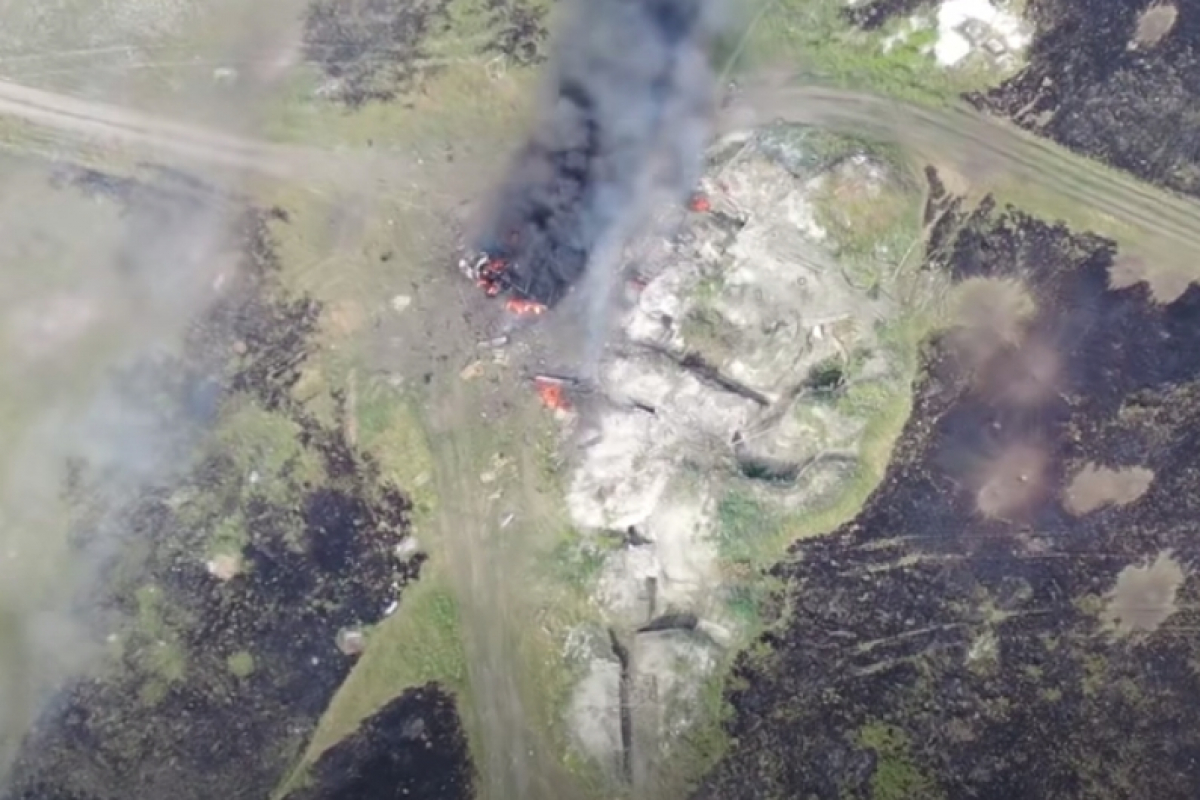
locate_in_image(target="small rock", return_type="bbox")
[395,537,421,559]
[336,628,367,656]
[206,553,242,581]
[460,361,484,381]
[480,470,497,485]
[401,717,427,740]
[698,619,734,647]
[391,295,413,313]
[232,340,247,355]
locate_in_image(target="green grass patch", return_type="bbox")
[857,723,941,800]
[301,572,468,762]
[215,398,326,502]
[356,385,438,514]
[549,532,617,590]
[731,0,1008,105]
[681,306,741,361]
[987,173,1146,247]
[227,650,256,679]
[715,490,783,568]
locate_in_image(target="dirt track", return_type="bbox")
[3,76,1200,271]
[721,81,1200,298]
[0,78,445,195]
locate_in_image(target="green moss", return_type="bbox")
[857,723,940,800]
[208,514,250,558]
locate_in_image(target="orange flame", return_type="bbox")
[534,378,571,412]
[688,192,711,213]
[505,298,547,316]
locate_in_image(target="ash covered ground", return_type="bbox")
[0,170,473,800]
[690,175,1200,799]
[966,0,1200,197]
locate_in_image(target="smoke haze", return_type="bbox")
[479,0,727,315]
[0,2,304,777]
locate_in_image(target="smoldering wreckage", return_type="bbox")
[459,188,713,410]
[457,0,726,405]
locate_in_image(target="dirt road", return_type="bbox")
[2,75,1199,263]
[722,81,1200,297]
[0,78,445,195]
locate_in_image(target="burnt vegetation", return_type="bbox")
[968,0,1200,197]
[839,0,1200,198]
[282,685,474,800]
[479,0,718,307]
[302,0,453,107]
[479,0,551,67]
[691,180,1200,799]
[2,173,472,800]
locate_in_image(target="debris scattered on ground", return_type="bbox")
[534,376,572,412]
[395,537,421,559]
[459,360,484,381]
[205,553,243,582]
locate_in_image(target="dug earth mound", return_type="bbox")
[690,182,1200,799]
[550,124,940,785]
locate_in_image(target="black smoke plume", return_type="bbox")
[478,0,724,307]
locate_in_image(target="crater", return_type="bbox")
[1130,3,1178,50]
[970,441,1052,520]
[1104,551,1185,636]
[1062,464,1154,516]
[949,277,1036,367]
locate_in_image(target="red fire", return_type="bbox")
[688,192,711,213]
[534,378,571,411]
[472,255,509,297]
[505,298,547,316]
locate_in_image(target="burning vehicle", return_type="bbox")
[465,0,721,311]
[458,246,550,316]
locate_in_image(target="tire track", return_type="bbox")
[0,78,447,196]
[723,81,1200,294]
